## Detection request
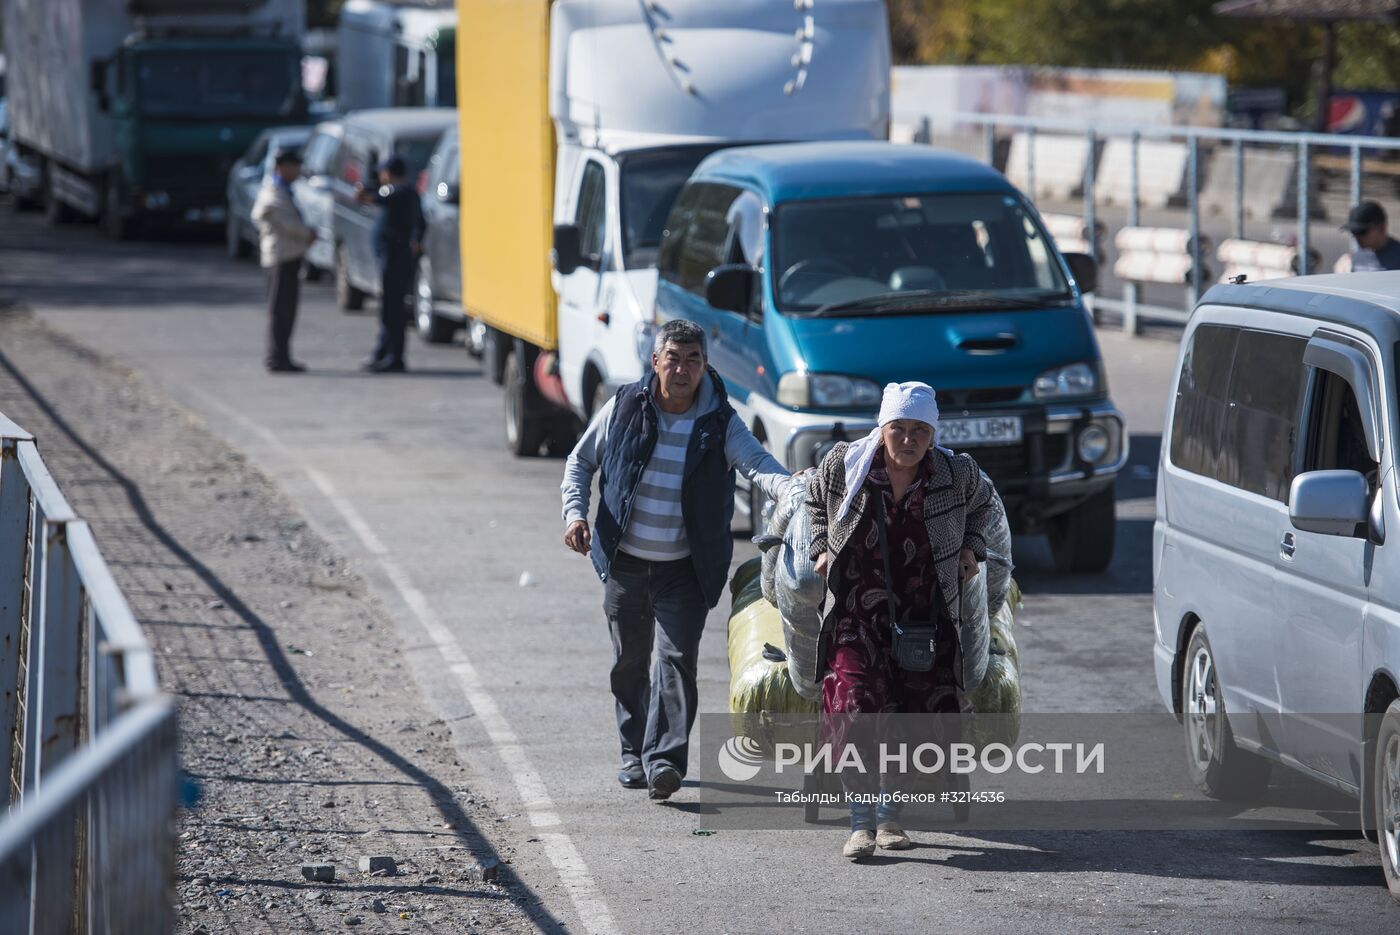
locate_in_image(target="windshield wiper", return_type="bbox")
[809,289,1070,317]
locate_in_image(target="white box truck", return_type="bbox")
[456,0,891,456]
[336,0,456,112]
[3,0,305,236]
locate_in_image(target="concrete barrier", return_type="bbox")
[1040,212,1106,262]
[1113,226,1211,285]
[1215,238,1320,283]
[1095,139,1191,208]
[1006,132,1092,202]
[1199,147,1324,220]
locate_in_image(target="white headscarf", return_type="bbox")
[835,381,950,523]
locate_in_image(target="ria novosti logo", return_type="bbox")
[717,736,766,782]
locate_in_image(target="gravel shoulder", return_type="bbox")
[0,307,543,934]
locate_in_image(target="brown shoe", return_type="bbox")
[842,829,876,860]
[876,822,913,850]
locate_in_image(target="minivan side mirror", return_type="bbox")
[1289,470,1369,538]
[553,223,584,275]
[705,264,757,315]
[1062,252,1098,295]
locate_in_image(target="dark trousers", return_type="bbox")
[603,552,709,777]
[371,255,413,366]
[265,258,301,367]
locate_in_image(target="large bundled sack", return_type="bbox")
[727,557,820,720]
[757,475,825,701]
[978,470,1015,618]
[968,588,1022,750]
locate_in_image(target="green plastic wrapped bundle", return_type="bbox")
[968,590,1022,750]
[728,559,820,753]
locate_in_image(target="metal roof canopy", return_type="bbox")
[1215,0,1400,132]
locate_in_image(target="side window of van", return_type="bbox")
[1217,330,1308,500]
[658,184,703,284]
[663,183,742,296]
[1170,324,1239,480]
[575,161,607,262]
[1301,369,1379,488]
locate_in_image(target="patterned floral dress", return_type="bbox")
[821,450,963,758]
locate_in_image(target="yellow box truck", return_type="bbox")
[456,0,890,455]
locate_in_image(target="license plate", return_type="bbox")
[939,416,1023,448]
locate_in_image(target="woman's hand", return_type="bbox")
[814,553,830,579]
[958,548,980,582]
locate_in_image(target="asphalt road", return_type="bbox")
[3,207,1398,934]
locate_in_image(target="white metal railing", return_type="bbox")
[0,411,176,934]
[905,110,1400,333]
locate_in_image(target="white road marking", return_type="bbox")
[185,388,619,935]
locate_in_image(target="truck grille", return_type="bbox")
[143,155,235,196]
[939,387,1025,408]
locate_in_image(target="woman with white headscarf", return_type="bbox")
[805,382,1003,860]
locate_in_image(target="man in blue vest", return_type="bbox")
[562,319,790,799]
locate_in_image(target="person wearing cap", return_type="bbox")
[251,148,316,373]
[356,155,425,373]
[805,382,1004,860]
[1343,200,1400,272]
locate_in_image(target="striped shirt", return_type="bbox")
[618,407,693,561]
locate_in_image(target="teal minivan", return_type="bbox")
[654,141,1125,572]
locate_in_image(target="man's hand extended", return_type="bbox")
[564,520,591,555]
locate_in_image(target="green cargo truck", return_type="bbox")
[3,0,306,237]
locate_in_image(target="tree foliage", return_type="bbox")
[886,0,1400,112]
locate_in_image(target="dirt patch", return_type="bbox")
[0,308,540,934]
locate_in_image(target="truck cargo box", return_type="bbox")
[456,0,890,351]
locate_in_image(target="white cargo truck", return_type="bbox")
[336,0,456,112]
[457,0,891,456]
[3,0,305,236]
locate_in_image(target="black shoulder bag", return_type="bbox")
[873,500,947,673]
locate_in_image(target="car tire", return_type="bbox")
[1047,486,1116,573]
[1181,625,1272,800]
[335,244,365,311]
[415,257,457,343]
[590,380,613,419]
[1375,699,1400,902]
[503,347,548,457]
[226,215,250,260]
[301,261,324,283]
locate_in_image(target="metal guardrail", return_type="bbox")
[0,412,176,934]
[908,110,1400,333]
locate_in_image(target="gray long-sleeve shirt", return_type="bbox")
[561,380,790,548]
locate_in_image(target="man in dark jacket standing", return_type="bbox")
[561,319,790,800]
[358,155,424,373]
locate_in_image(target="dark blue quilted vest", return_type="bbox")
[590,370,737,609]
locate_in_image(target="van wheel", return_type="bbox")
[1182,626,1271,800]
[415,257,456,343]
[546,416,580,458]
[336,244,365,311]
[301,261,324,283]
[1047,487,1116,573]
[1375,699,1400,901]
[503,348,548,457]
[44,182,74,226]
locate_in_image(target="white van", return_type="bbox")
[1153,271,1400,900]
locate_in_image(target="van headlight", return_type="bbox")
[1033,363,1097,399]
[778,372,882,409]
[1077,424,1110,463]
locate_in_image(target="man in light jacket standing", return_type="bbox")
[252,149,315,373]
[562,319,791,800]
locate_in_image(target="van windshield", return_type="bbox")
[619,145,727,269]
[772,192,1073,314]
